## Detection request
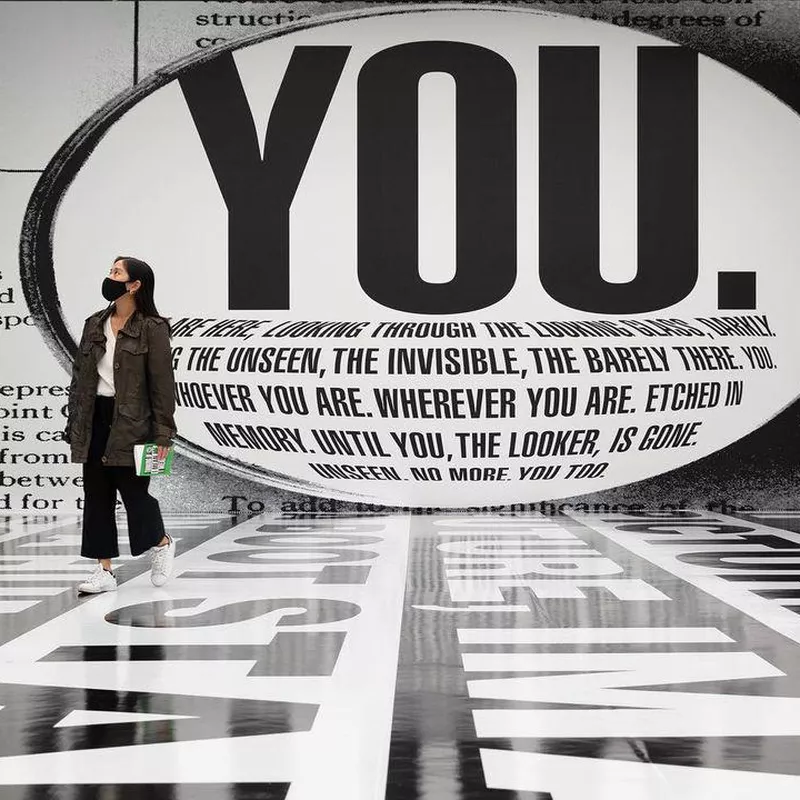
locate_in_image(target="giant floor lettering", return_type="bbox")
[2,509,800,798]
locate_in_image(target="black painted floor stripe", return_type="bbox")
[0,783,289,800]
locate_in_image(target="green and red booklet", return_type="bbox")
[133,444,174,477]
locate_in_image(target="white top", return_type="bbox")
[96,314,116,397]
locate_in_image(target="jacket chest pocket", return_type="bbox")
[79,339,100,364]
[117,337,148,357]
[116,338,149,396]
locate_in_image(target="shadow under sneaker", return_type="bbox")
[77,565,118,594]
[150,535,175,587]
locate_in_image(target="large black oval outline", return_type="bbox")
[19,2,800,504]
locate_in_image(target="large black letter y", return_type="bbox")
[180,47,350,309]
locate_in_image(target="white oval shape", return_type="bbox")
[36,6,800,506]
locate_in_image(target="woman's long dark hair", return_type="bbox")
[113,255,171,335]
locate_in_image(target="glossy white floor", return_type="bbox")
[2,509,800,799]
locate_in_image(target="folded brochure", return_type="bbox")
[134,443,174,477]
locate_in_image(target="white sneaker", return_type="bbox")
[150,534,175,587]
[77,564,117,594]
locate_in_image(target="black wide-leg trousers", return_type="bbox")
[81,395,166,559]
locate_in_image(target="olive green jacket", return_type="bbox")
[64,306,177,466]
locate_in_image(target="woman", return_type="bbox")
[63,256,177,593]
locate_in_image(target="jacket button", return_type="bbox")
[101,456,108,463]
[114,362,120,369]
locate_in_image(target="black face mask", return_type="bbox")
[102,277,130,302]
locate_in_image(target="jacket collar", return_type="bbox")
[88,306,144,341]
